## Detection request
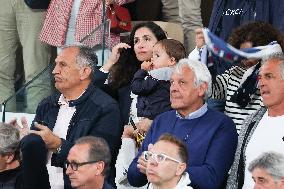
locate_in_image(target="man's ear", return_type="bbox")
[94,161,105,176]
[176,162,186,176]
[198,82,208,97]
[80,67,92,80]
[5,153,15,164]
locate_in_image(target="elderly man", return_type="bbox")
[65,136,114,189]
[226,54,284,189]
[0,122,50,189]
[128,58,238,189]
[248,152,284,189]
[145,134,192,189]
[12,45,121,188]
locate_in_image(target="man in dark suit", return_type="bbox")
[11,45,121,188]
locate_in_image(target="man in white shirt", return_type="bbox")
[226,54,284,189]
[11,45,121,189]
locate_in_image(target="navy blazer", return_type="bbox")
[32,83,121,188]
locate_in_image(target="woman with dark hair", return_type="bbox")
[94,22,167,125]
[92,22,167,189]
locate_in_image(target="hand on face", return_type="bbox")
[104,43,131,71]
[141,60,154,71]
[29,123,62,151]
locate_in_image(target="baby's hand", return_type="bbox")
[141,60,153,71]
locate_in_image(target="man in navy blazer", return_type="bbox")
[12,45,121,188]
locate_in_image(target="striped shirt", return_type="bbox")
[211,66,263,132]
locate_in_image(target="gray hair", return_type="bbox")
[61,44,98,75]
[0,123,20,160]
[173,58,212,100]
[248,152,284,181]
[75,136,111,176]
[262,53,284,79]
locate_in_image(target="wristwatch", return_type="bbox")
[55,139,63,154]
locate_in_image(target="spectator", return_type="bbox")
[196,22,284,131]
[115,39,185,189]
[0,122,50,189]
[248,152,284,189]
[226,54,284,189]
[65,136,114,189]
[39,0,134,50]
[10,45,121,188]
[161,0,203,53]
[131,39,186,120]
[178,0,203,53]
[145,134,192,189]
[0,1,51,112]
[127,58,238,189]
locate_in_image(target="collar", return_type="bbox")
[176,103,208,120]
[58,91,85,106]
[51,83,96,107]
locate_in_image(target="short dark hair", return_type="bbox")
[157,134,188,163]
[62,44,98,75]
[156,39,186,62]
[75,136,111,176]
[0,123,20,160]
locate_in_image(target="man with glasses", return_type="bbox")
[144,134,193,189]
[65,136,114,189]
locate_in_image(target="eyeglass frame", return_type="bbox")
[64,160,100,171]
[143,151,181,164]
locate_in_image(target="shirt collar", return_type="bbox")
[176,103,208,120]
[58,91,86,106]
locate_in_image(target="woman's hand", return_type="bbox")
[103,43,131,71]
[122,125,135,139]
[136,118,153,134]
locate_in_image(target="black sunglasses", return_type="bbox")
[64,160,99,171]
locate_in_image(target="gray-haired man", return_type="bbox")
[249,152,284,189]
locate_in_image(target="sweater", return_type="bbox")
[127,109,238,189]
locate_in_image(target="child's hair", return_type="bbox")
[155,39,186,62]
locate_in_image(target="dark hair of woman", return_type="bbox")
[108,22,167,90]
[228,21,284,50]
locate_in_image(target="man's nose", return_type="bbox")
[66,165,73,175]
[52,63,59,75]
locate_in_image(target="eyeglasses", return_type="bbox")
[64,160,99,171]
[143,151,181,164]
